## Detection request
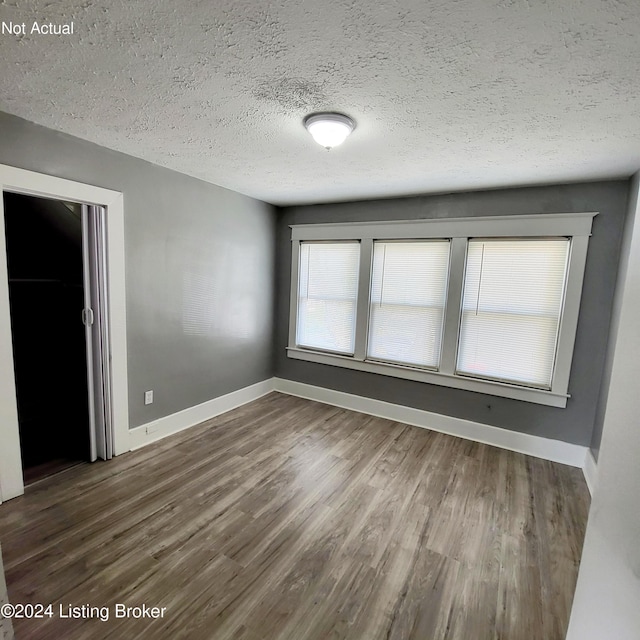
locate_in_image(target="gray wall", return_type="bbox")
[275,181,629,446]
[0,112,276,428]
[590,175,636,460]
[566,172,640,640]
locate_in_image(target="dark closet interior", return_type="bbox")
[3,192,89,484]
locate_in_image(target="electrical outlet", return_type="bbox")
[144,390,154,405]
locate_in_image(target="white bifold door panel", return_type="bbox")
[81,204,113,461]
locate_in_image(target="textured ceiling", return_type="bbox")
[1,0,640,205]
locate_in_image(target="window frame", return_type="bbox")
[367,238,451,371]
[295,239,361,356]
[287,212,597,408]
[455,235,571,390]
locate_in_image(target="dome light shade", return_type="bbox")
[304,113,355,149]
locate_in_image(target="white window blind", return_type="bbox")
[297,241,360,354]
[367,240,451,368]
[457,238,570,388]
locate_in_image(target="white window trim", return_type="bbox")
[287,212,597,408]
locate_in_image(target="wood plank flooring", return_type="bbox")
[23,459,84,487]
[0,392,590,640]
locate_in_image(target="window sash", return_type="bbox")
[456,237,570,389]
[296,241,360,355]
[367,240,450,369]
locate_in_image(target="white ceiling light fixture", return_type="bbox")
[304,112,355,149]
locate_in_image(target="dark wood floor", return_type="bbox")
[23,458,84,487]
[0,392,590,640]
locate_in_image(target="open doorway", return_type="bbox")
[3,192,115,485]
[3,193,89,484]
[0,164,129,504]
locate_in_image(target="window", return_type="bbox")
[296,241,360,354]
[288,213,596,407]
[368,241,450,369]
[457,238,569,388]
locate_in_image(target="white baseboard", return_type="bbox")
[129,375,591,474]
[273,378,589,468]
[582,449,598,496]
[130,379,275,450]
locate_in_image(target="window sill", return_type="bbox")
[286,347,569,408]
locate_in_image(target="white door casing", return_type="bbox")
[0,165,129,503]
